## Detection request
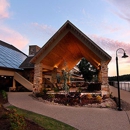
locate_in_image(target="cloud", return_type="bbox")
[0,0,29,51]
[0,0,10,19]
[90,34,130,57]
[31,22,56,36]
[82,8,86,16]
[106,0,130,23]
[99,22,121,34]
[89,34,130,76]
[0,25,29,50]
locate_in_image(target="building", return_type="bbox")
[0,20,111,95]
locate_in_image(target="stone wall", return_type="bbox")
[98,61,110,96]
[33,63,43,93]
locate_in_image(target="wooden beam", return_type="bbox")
[0,69,14,76]
[36,29,69,64]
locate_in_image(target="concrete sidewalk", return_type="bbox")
[7,92,130,130]
[109,86,130,104]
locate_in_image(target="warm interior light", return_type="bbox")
[54,65,58,68]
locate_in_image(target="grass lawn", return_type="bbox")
[8,106,77,130]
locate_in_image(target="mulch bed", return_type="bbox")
[0,106,45,130]
[35,93,101,106]
[34,92,130,111]
[34,92,116,109]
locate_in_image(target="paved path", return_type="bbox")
[109,85,130,104]
[8,92,130,130]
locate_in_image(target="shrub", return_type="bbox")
[43,88,48,95]
[1,90,7,99]
[35,92,44,97]
[77,87,82,92]
[48,94,55,99]
[96,95,102,103]
[54,87,59,93]
[86,94,92,99]
[9,109,26,130]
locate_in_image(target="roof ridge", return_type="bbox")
[0,40,27,56]
[30,20,111,64]
[65,21,111,59]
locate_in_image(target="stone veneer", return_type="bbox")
[33,61,110,96]
[33,63,43,93]
[98,61,110,96]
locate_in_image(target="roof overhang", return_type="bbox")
[30,20,111,71]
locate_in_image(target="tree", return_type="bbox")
[78,58,98,82]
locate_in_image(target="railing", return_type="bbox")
[109,81,130,92]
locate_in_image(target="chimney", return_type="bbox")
[29,45,40,56]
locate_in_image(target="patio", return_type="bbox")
[30,21,111,97]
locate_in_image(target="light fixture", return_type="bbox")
[116,48,128,111]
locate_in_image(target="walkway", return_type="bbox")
[7,92,130,130]
[109,85,130,104]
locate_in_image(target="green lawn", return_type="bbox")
[8,106,77,130]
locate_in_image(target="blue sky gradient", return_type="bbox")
[0,0,130,76]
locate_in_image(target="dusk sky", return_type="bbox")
[0,0,130,76]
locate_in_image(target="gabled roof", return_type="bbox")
[0,40,27,70]
[31,20,111,70]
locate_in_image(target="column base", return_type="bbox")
[101,84,110,97]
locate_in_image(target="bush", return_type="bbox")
[0,90,7,99]
[96,95,102,103]
[35,92,44,97]
[86,94,92,99]
[54,87,59,93]
[9,109,26,130]
[43,88,48,95]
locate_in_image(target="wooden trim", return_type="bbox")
[0,69,14,76]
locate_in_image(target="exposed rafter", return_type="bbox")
[30,20,111,71]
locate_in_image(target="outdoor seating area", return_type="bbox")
[43,82,101,94]
[0,21,111,98]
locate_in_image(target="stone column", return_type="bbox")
[33,63,43,93]
[98,69,102,83]
[98,61,110,96]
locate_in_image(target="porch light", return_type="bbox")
[54,65,58,68]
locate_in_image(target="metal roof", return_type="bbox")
[0,40,27,70]
[19,56,34,69]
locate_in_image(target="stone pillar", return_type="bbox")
[33,63,43,93]
[98,69,102,83]
[98,61,110,96]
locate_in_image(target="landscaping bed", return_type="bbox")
[34,92,117,109]
[0,90,45,130]
[0,106,45,130]
[0,90,77,130]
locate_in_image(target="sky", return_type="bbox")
[0,0,130,76]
